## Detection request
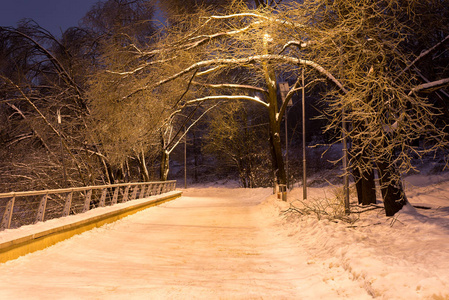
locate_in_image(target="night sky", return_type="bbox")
[0,0,100,37]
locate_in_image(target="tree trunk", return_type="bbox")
[263,41,286,187]
[353,166,377,205]
[268,129,286,186]
[351,146,376,205]
[351,121,376,205]
[237,158,247,188]
[160,149,170,181]
[376,160,408,216]
[138,150,150,182]
[193,131,200,183]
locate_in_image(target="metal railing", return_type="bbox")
[0,180,177,231]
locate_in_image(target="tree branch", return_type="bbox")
[278,76,302,122]
[183,22,262,50]
[399,34,449,77]
[105,57,176,76]
[185,95,269,108]
[120,54,346,101]
[173,69,198,108]
[191,82,269,95]
[144,54,348,98]
[2,76,87,185]
[167,103,221,154]
[278,40,312,54]
[4,27,85,108]
[5,102,54,155]
[205,13,305,28]
[409,77,449,95]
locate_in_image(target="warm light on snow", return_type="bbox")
[0,172,448,299]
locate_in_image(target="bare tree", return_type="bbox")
[86,0,447,216]
[101,3,352,190]
[0,22,96,191]
[0,1,160,191]
[83,0,162,183]
[294,0,448,215]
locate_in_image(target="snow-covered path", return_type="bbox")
[0,187,371,299]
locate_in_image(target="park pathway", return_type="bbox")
[0,187,370,299]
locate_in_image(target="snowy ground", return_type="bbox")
[268,171,449,299]
[0,172,448,299]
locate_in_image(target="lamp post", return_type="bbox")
[342,109,350,214]
[339,44,350,214]
[301,68,307,201]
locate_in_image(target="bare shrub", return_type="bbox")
[283,186,359,223]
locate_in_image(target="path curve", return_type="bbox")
[0,187,371,299]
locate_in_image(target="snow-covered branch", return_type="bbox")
[186,95,269,108]
[105,58,176,76]
[409,77,449,95]
[206,13,305,28]
[278,40,312,54]
[183,21,262,50]
[196,66,225,76]
[192,82,268,95]
[149,54,347,95]
[166,103,221,154]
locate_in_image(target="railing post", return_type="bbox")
[139,185,146,199]
[123,186,130,202]
[148,183,154,196]
[35,194,48,223]
[153,183,159,195]
[153,184,157,196]
[99,188,107,207]
[62,191,73,217]
[112,187,119,204]
[1,196,15,230]
[0,180,179,231]
[159,183,163,194]
[82,189,92,213]
[131,186,138,200]
[145,184,152,198]
[152,183,156,195]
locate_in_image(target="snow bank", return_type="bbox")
[260,173,449,299]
